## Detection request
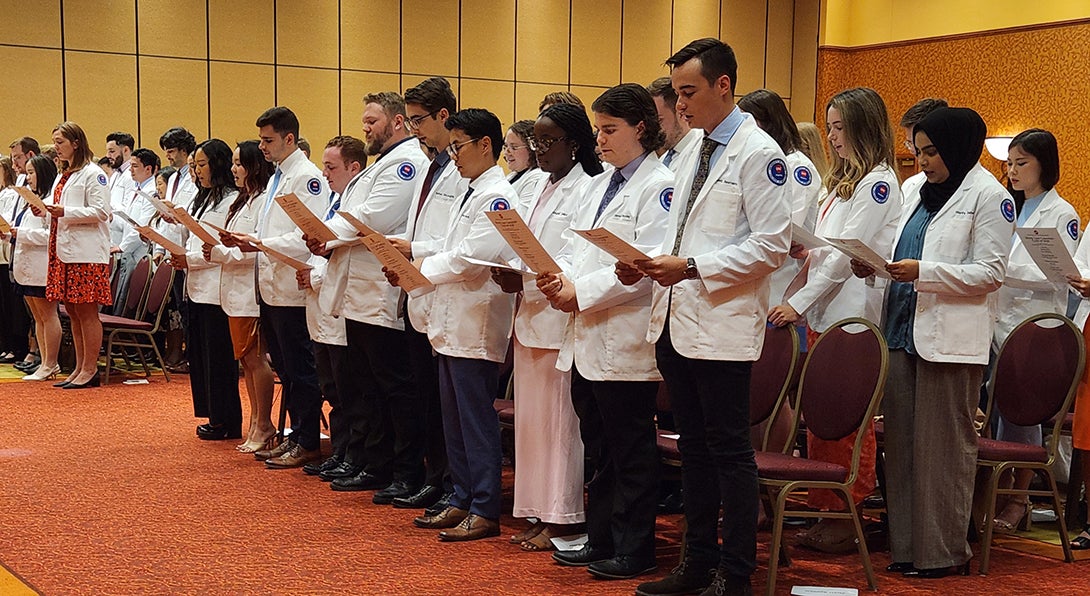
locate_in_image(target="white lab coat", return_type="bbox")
[154,167,199,257]
[509,168,549,206]
[663,128,703,175]
[50,162,112,264]
[12,195,52,287]
[404,158,469,334]
[108,162,135,245]
[995,188,1078,346]
[901,171,926,207]
[513,164,595,350]
[418,165,518,362]
[769,150,823,304]
[556,154,673,381]
[115,177,157,256]
[885,164,1012,364]
[647,117,792,361]
[1072,222,1090,328]
[0,187,19,264]
[255,149,331,307]
[305,253,347,346]
[322,138,430,329]
[784,163,901,332]
[183,190,236,305]
[208,191,262,317]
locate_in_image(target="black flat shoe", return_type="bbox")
[886,562,916,573]
[63,373,100,390]
[392,485,444,509]
[552,545,614,567]
[196,424,243,440]
[53,379,73,388]
[903,561,970,578]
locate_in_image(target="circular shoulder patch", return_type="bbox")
[1068,218,1080,241]
[97,173,108,186]
[871,181,890,204]
[1000,198,1016,223]
[793,166,812,187]
[307,177,322,195]
[490,198,510,211]
[766,159,787,186]
[659,188,673,211]
[397,161,416,181]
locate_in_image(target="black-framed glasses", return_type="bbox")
[445,138,481,159]
[527,136,568,153]
[406,110,439,131]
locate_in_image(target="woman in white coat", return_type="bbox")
[853,107,1012,578]
[768,87,901,551]
[537,84,673,578]
[171,139,241,440]
[45,122,112,389]
[13,156,61,380]
[989,129,1078,532]
[206,140,276,452]
[504,120,549,205]
[492,104,603,551]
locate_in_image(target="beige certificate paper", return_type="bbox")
[134,187,175,218]
[172,207,220,246]
[14,186,48,213]
[360,234,434,296]
[274,194,338,244]
[335,211,378,237]
[114,211,186,255]
[791,223,828,250]
[573,228,650,266]
[485,210,560,275]
[254,242,313,271]
[824,237,891,278]
[0,214,10,234]
[1016,227,1079,282]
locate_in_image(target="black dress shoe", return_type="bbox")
[553,545,614,567]
[657,489,685,514]
[392,485,444,509]
[63,373,100,390]
[319,461,364,482]
[588,555,657,580]
[903,561,970,578]
[886,562,916,573]
[303,455,343,476]
[373,480,418,505]
[196,424,243,440]
[330,471,391,492]
[424,491,454,516]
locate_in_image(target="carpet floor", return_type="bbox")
[0,370,1086,595]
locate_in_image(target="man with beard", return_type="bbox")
[105,132,136,248]
[306,92,430,501]
[9,137,39,187]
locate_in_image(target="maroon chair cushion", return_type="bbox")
[750,325,797,425]
[497,407,515,425]
[798,323,884,441]
[657,430,680,460]
[993,318,1081,427]
[755,451,848,483]
[98,314,153,332]
[493,399,513,413]
[977,437,1048,463]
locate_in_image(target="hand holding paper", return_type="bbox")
[485,210,561,275]
[275,194,337,243]
[823,237,890,279]
[573,228,650,267]
[1016,227,1080,282]
[172,207,220,246]
[361,234,434,295]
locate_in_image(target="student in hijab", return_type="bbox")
[851,107,1013,579]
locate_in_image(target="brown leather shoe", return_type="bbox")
[253,438,292,461]
[438,514,501,542]
[264,444,321,469]
[413,506,469,529]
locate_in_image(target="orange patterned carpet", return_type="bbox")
[0,372,1085,595]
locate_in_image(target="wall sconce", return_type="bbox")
[984,136,1013,161]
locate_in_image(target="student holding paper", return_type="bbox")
[111,148,158,315]
[537,84,672,579]
[206,140,276,452]
[853,107,1011,578]
[13,156,60,381]
[986,129,1078,533]
[492,103,603,552]
[767,87,901,552]
[44,122,112,389]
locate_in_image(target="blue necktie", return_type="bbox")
[325,192,340,221]
[662,148,677,168]
[593,170,626,225]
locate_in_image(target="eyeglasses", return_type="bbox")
[445,138,481,159]
[406,110,439,131]
[503,142,528,152]
[527,136,569,153]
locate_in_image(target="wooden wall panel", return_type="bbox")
[621,0,672,84]
[63,0,136,54]
[340,0,400,73]
[462,0,515,80]
[139,56,209,146]
[461,80,515,131]
[210,62,275,145]
[0,0,61,48]
[64,52,138,154]
[139,0,207,59]
[0,48,64,148]
[721,0,767,97]
[515,1,569,84]
[401,0,460,77]
[208,0,274,63]
[571,0,621,86]
[276,66,340,156]
[277,0,339,68]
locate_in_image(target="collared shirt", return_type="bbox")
[1016,190,1046,227]
[704,105,747,171]
[884,202,936,354]
[616,151,650,186]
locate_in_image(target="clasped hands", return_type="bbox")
[850,258,920,283]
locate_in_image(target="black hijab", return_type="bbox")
[913,107,987,213]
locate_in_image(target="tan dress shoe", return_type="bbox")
[413,506,469,529]
[253,438,292,461]
[438,514,500,542]
[264,444,322,469]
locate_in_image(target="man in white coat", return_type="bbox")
[387,108,516,542]
[227,106,331,469]
[111,148,158,314]
[648,76,701,173]
[624,38,792,596]
[8,137,38,188]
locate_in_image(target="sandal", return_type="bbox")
[992,499,1030,535]
[510,521,545,544]
[1070,530,1090,550]
[520,526,559,552]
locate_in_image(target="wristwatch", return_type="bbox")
[684,257,699,279]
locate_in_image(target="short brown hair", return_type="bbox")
[646,77,678,107]
[325,135,368,170]
[52,121,93,170]
[363,91,407,119]
[8,136,40,155]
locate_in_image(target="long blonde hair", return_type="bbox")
[796,122,829,180]
[824,88,896,200]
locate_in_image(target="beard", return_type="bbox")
[365,123,393,155]
[111,154,125,169]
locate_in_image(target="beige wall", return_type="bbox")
[0,0,819,159]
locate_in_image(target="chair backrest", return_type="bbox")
[986,313,1084,435]
[795,318,888,443]
[122,256,152,319]
[142,262,176,332]
[750,324,800,430]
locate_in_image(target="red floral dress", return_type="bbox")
[45,172,113,305]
